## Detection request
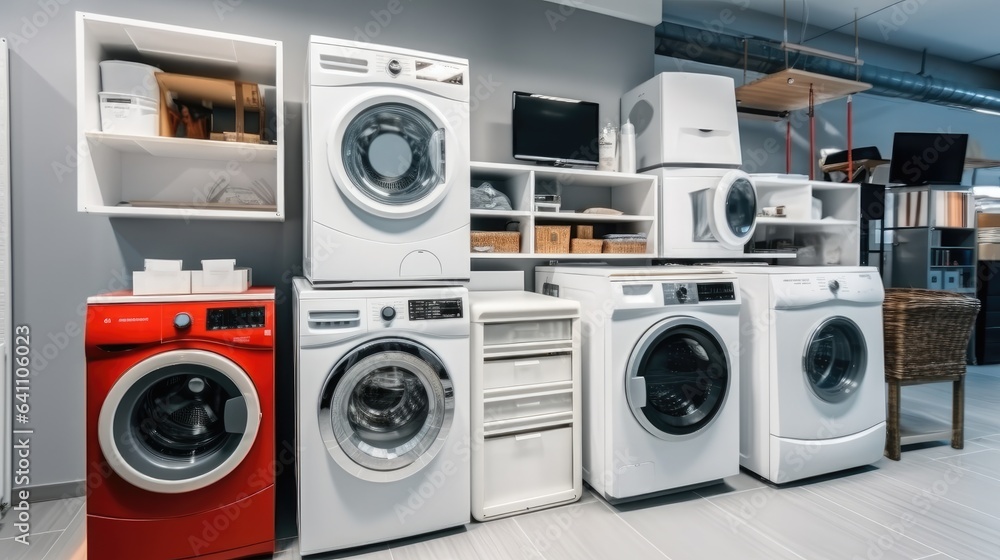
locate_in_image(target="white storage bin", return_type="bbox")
[483,354,572,390]
[482,427,575,517]
[191,268,251,294]
[99,60,162,99]
[133,270,191,295]
[99,92,158,136]
[483,319,572,346]
[483,390,573,424]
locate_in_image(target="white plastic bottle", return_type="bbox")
[619,118,636,174]
[598,121,618,171]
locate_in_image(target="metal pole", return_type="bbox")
[847,95,854,180]
[809,84,816,180]
[786,119,792,174]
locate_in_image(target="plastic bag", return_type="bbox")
[470,182,512,211]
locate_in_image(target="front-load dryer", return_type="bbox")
[653,167,758,259]
[294,278,470,554]
[304,36,470,285]
[734,266,886,484]
[535,266,741,502]
[85,289,275,560]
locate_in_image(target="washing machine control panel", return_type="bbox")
[409,298,464,320]
[662,282,736,305]
[206,306,266,330]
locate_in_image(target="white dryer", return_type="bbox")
[305,36,470,284]
[734,266,886,484]
[535,266,741,502]
[294,279,470,554]
[652,167,758,259]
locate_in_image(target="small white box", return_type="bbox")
[100,92,159,136]
[928,270,942,289]
[201,259,237,272]
[144,258,183,272]
[133,271,191,295]
[191,268,251,294]
[944,271,960,290]
[99,60,162,99]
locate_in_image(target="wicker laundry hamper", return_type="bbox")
[882,288,981,460]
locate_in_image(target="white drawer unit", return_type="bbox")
[470,291,581,521]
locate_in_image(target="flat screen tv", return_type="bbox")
[888,132,968,185]
[512,91,599,167]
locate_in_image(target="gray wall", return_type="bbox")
[1,0,652,525]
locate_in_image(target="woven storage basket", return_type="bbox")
[570,238,603,254]
[470,231,520,253]
[602,238,647,254]
[535,225,571,254]
[882,288,980,380]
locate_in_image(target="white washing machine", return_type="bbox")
[305,36,470,285]
[535,266,741,502]
[652,167,758,259]
[734,266,886,484]
[293,279,470,554]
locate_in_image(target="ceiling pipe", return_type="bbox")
[655,22,1000,114]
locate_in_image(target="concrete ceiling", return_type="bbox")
[665,0,1000,70]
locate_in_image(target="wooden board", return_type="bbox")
[735,68,872,112]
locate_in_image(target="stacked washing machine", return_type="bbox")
[296,36,472,555]
[621,72,886,486]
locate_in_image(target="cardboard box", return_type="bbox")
[156,73,264,144]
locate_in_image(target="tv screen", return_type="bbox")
[888,132,968,185]
[512,92,599,166]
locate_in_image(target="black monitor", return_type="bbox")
[888,132,968,185]
[512,91,599,167]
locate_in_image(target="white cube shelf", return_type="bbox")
[76,12,284,221]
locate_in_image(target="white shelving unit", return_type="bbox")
[0,37,11,511]
[76,13,284,221]
[470,162,658,259]
[750,174,861,265]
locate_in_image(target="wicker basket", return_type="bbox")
[882,288,981,381]
[602,238,647,254]
[470,231,520,254]
[535,225,571,254]
[570,238,603,254]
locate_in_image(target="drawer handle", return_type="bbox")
[514,360,540,367]
[516,401,542,407]
[515,433,543,441]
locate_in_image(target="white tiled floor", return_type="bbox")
[5,365,1000,560]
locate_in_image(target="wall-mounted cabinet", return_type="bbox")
[76,13,284,221]
[749,174,860,265]
[470,162,657,259]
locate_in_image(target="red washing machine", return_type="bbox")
[86,288,276,560]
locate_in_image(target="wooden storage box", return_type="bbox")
[602,238,647,254]
[156,73,264,144]
[471,231,521,254]
[572,224,594,239]
[570,238,603,254]
[535,225,571,254]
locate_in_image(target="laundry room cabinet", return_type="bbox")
[470,291,581,521]
[76,13,284,220]
[749,174,861,265]
[470,162,658,258]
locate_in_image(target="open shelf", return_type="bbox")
[470,162,658,259]
[77,13,284,220]
[735,69,872,112]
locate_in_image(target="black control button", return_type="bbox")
[174,312,192,330]
[676,286,689,303]
[381,306,396,321]
[829,280,841,292]
[387,59,402,76]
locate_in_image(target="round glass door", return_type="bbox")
[803,317,867,403]
[98,350,261,494]
[330,96,447,219]
[319,338,454,482]
[625,318,730,439]
[709,170,757,248]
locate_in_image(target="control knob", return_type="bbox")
[828,280,840,292]
[387,59,402,76]
[174,312,192,330]
[676,285,689,303]
[380,306,397,322]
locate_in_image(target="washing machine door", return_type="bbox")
[802,317,867,403]
[706,170,757,249]
[319,337,454,482]
[625,317,730,439]
[98,350,261,494]
[327,90,451,219]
